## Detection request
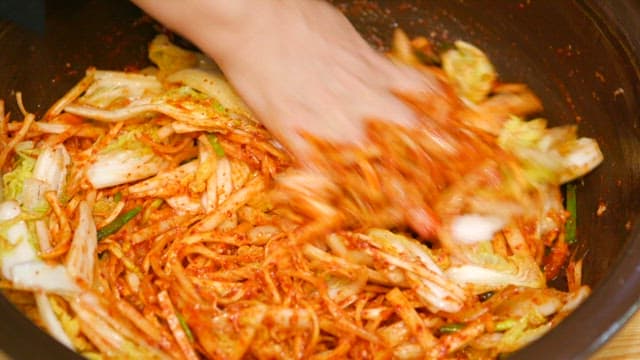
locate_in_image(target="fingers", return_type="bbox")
[406,206,440,240]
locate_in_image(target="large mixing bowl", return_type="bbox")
[0,0,639,358]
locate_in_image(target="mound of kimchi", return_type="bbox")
[0,31,602,359]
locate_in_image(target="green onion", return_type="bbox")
[142,198,164,224]
[213,102,226,114]
[177,313,194,342]
[439,323,465,334]
[113,192,122,203]
[97,205,143,241]
[207,134,225,157]
[495,319,517,332]
[565,183,577,244]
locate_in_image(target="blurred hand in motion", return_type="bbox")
[132,0,442,161]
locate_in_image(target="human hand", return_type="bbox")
[132,0,443,161]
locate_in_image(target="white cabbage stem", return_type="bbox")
[450,214,506,244]
[35,292,75,350]
[0,200,21,221]
[87,151,168,189]
[66,201,98,286]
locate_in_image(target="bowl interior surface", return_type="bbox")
[0,0,639,359]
